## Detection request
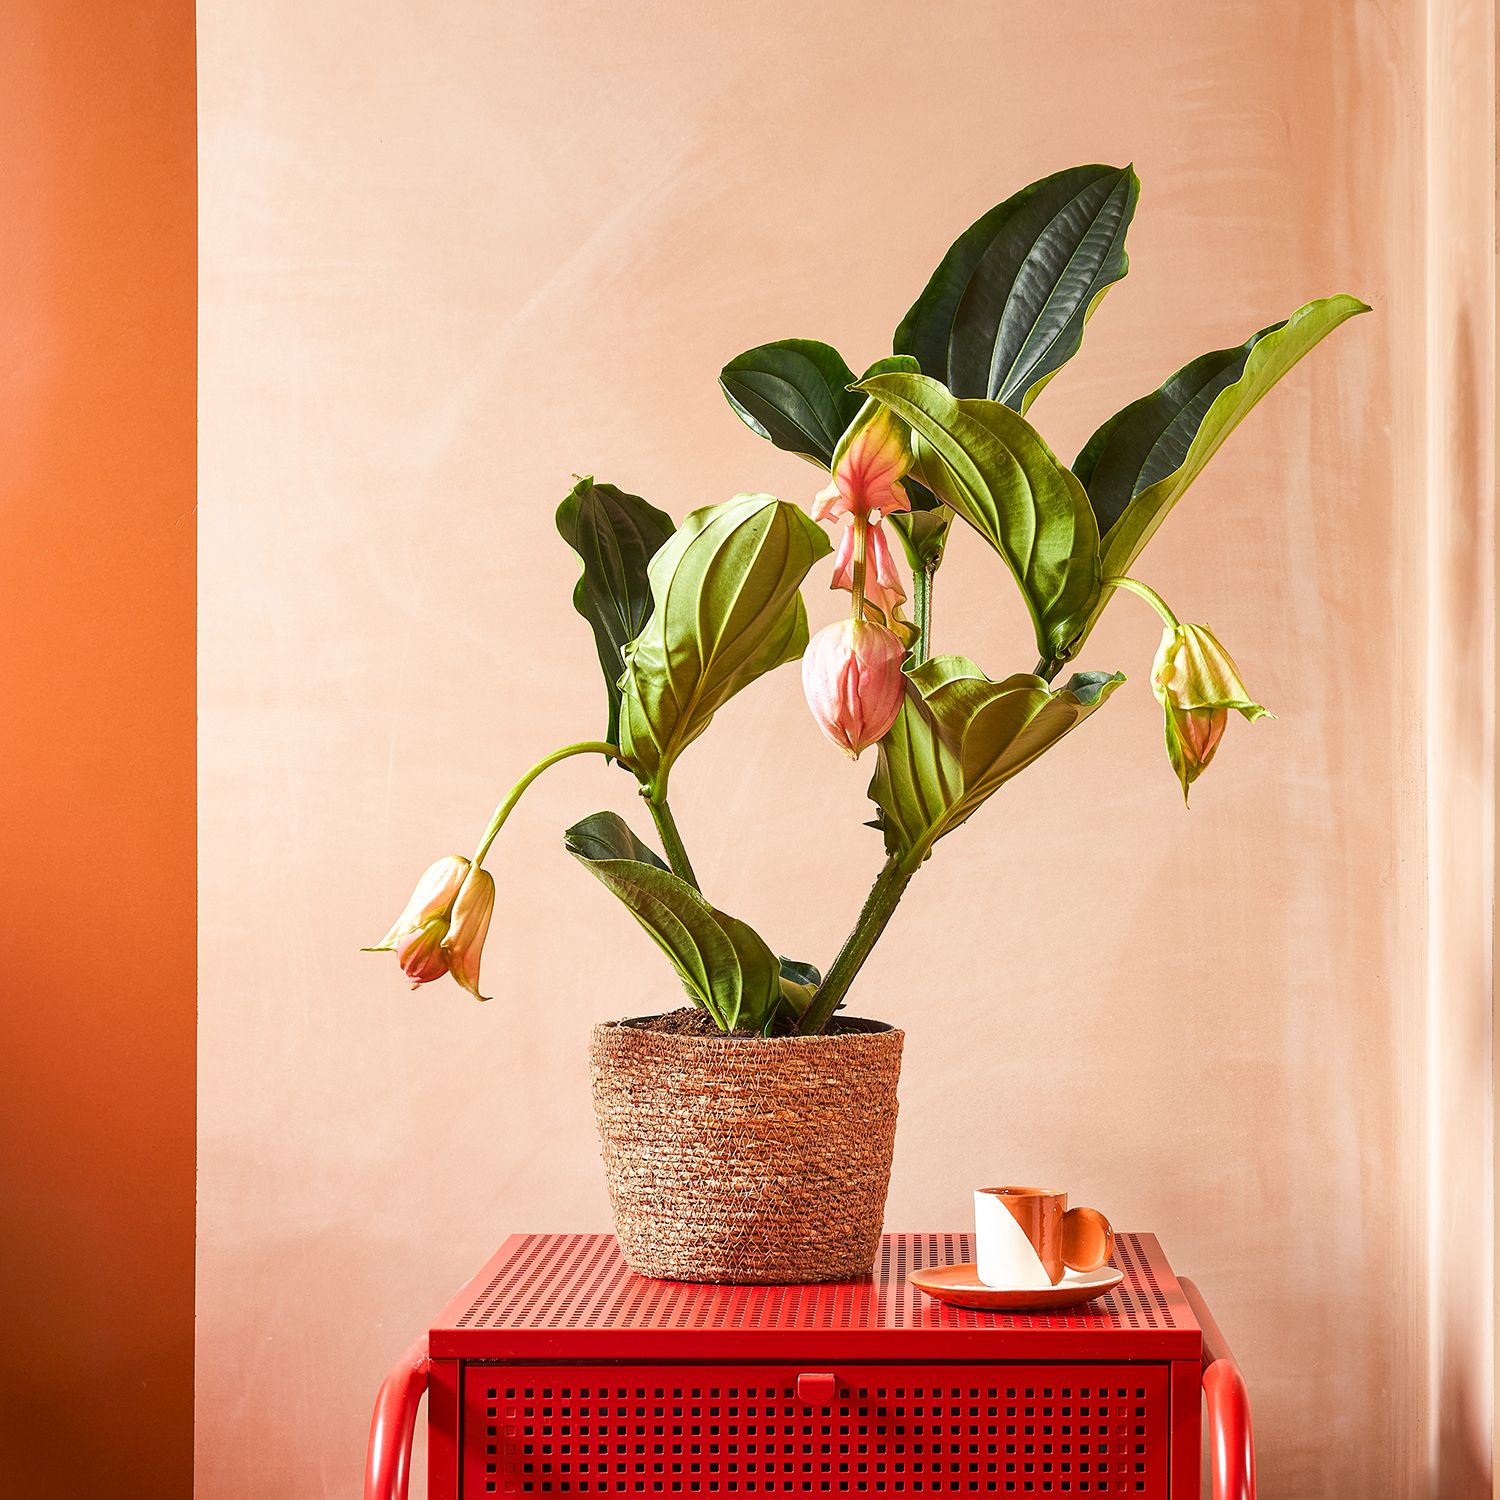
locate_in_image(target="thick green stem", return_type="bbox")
[472,740,617,867]
[647,797,700,889]
[1034,654,1062,683]
[913,563,935,665]
[1102,574,1180,629]
[799,856,915,1034]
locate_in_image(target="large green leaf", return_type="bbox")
[565,812,782,1033]
[618,494,832,800]
[854,372,1101,662]
[556,477,676,744]
[895,164,1140,412]
[1077,294,1370,598]
[871,658,1125,867]
[718,340,863,467]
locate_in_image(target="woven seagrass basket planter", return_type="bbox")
[590,1016,903,1284]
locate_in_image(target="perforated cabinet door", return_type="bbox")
[462,1363,1170,1497]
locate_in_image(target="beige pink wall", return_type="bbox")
[198,1,1452,1494]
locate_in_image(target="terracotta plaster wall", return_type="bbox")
[0,0,197,1493]
[198,2,1436,1495]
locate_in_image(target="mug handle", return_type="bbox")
[1062,1206,1114,1272]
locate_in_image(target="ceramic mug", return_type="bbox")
[973,1186,1114,1289]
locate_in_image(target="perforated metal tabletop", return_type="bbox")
[429,1232,1201,1361]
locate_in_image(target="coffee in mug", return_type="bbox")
[973,1186,1114,1289]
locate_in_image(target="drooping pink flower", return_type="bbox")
[801,618,906,757]
[811,405,914,524]
[366,853,496,997]
[394,917,451,986]
[445,864,496,1000]
[830,519,907,614]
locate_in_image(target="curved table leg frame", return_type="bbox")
[1179,1279,1256,1500]
[364,1334,431,1500]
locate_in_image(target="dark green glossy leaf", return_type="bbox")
[718,340,863,467]
[618,494,833,800]
[854,372,1101,661]
[556,477,676,744]
[565,812,782,1033]
[563,810,669,871]
[1079,294,1370,555]
[870,659,1125,866]
[1069,295,1370,651]
[895,164,1139,411]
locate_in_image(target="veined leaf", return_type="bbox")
[718,340,864,467]
[871,658,1125,866]
[1076,295,1370,615]
[556,478,676,744]
[895,164,1139,411]
[618,494,832,800]
[854,372,1101,662]
[565,812,781,1033]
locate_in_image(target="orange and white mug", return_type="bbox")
[973,1186,1114,1289]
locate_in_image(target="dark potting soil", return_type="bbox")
[619,1008,891,1041]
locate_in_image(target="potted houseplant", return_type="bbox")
[368,163,1366,1283]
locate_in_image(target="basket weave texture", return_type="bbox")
[590,1016,903,1284]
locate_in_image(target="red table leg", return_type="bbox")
[364,1334,430,1500]
[1180,1279,1256,1500]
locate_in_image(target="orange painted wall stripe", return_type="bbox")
[0,3,195,1492]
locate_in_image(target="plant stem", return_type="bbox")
[799,856,915,1034]
[851,517,868,616]
[1035,576,1176,683]
[647,797,700,889]
[1102,574,1180,630]
[472,740,618,867]
[914,562,935,665]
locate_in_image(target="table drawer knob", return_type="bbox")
[796,1372,839,1405]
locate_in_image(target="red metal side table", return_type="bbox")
[365,1232,1254,1500]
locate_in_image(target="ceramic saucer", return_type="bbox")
[908,1261,1123,1312]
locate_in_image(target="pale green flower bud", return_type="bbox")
[1151,623,1270,803]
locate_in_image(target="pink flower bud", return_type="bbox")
[801,618,906,757]
[394,917,451,986]
[445,864,496,1000]
[366,854,482,993]
[830,518,907,614]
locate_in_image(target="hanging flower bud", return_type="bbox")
[811,403,914,524]
[1152,623,1270,803]
[394,916,451,986]
[830,518,907,614]
[802,617,906,757]
[365,853,496,996]
[369,856,468,954]
[445,864,497,1000]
